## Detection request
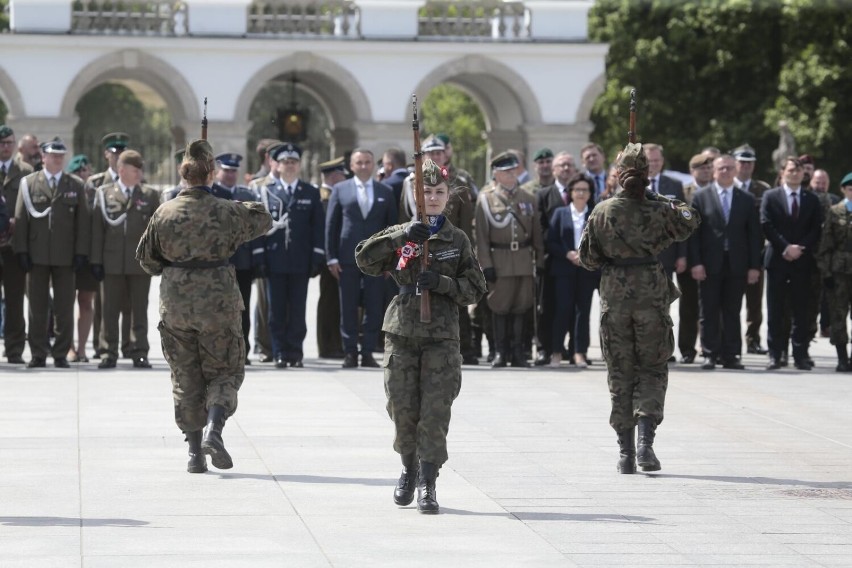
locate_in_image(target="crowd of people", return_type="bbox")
[1,122,852,374]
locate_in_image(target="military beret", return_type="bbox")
[319,156,347,174]
[174,148,186,162]
[271,142,301,161]
[41,137,67,155]
[118,149,144,170]
[422,159,449,186]
[732,144,756,162]
[422,136,446,153]
[614,143,647,171]
[0,125,13,139]
[798,154,814,165]
[533,148,554,162]
[216,152,243,170]
[841,172,852,187]
[186,139,214,162]
[102,132,130,153]
[491,151,520,171]
[435,133,451,146]
[689,154,714,169]
[65,154,89,173]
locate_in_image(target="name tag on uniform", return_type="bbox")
[377,197,385,202]
[434,248,460,261]
[297,199,312,205]
[65,191,77,199]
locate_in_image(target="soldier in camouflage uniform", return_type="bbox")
[136,140,272,474]
[817,172,852,372]
[579,142,699,474]
[355,160,486,514]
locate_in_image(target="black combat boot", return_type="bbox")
[186,430,207,474]
[836,344,850,372]
[510,314,529,367]
[393,453,418,506]
[491,315,508,368]
[417,461,440,514]
[201,405,233,470]
[636,416,661,472]
[616,428,636,474]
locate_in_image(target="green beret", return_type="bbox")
[533,147,554,161]
[422,159,448,186]
[174,148,186,162]
[491,151,519,171]
[615,143,648,171]
[186,139,214,162]
[0,125,13,139]
[102,132,130,153]
[841,172,852,187]
[65,154,89,174]
[435,133,450,145]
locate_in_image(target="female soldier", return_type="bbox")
[355,160,486,514]
[136,140,271,473]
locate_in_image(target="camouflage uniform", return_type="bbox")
[579,154,699,433]
[136,186,272,433]
[355,218,486,465]
[817,201,852,363]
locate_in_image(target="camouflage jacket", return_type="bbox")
[135,186,272,325]
[355,219,486,339]
[818,202,852,276]
[579,191,700,312]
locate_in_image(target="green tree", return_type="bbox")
[589,0,784,179]
[0,0,9,33]
[422,84,487,184]
[0,97,7,125]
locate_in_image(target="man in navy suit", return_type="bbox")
[212,153,264,364]
[326,148,398,368]
[380,147,408,210]
[761,156,823,370]
[258,143,325,368]
[688,155,762,370]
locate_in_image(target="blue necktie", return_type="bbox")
[721,189,730,223]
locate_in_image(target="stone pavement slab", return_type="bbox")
[0,278,851,567]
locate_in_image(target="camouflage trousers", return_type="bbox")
[158,316,246,433]
[829,274,852,346]
[384,332,462,466]
[600,308,673,432]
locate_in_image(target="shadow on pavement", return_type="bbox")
[216,473,393,486]
[0,516,148,527]
[654,474,852,489]
[440,509,656,523]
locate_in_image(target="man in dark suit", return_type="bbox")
[689,155,762,369]
[0,125,33,364]
[326,148,397,368]
[381,147,408,210]
[761,156,823,370]
[259,143,325,369]
[646,144,688,362]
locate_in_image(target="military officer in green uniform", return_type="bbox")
[136,140,272,473]
[356,159,486,514]
[316,157,346,359]
[579,142,699,474]
[0,124,34,365]
[13,138,91,368]
[817,172,852,372]
[91,150,160,369]
[474,151,545,368]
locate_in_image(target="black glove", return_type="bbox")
[483,267,497,283]
[404,221,431,244]
[417,270,442,291]
[824,276,835,290]
[252,263,268,279]
[17,253,32,273]
[535,266,545,278]
[72,254,87,272]
[90,264,105,282]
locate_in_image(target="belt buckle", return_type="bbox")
[415,284,421,296]
[510,241,519,251]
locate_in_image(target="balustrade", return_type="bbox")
[71,1,188,36]
[418,0,530,40]
[247,0,360,38]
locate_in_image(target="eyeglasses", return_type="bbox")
[0,141,14,146]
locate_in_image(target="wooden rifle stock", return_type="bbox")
[411,94,431,323]
[201,97,208,140]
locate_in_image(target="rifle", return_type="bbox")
[627,89,636,144]
[201,97,208,140]
[411,94,431,323]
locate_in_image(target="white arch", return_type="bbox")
[0,66,26,120]
[575,72,605,124]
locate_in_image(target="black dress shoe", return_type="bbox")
[342,353,359,368]
[766,357,781,370]
[7,355,25,364]
[274,355,287,369]
[679,353,696,364]
[360,352,380,368]
[244,358,252,365]
[92,352,101,360]
[54,358,70,368]
[747,342,768,355]
[259,354,273,363]
[722,360,745,370]
[133,357,152,369]
[533,351,550,366]
[667,356,676,363]
[700,356,716,370]
[462,354,479,365]
[98,357,117,369]
[290,359,304,368]
[780,353,789,367]
[27,358,46,368]
[794,360,812,371]
[319,351,345,359]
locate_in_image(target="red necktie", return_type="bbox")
[791,192,798,222]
